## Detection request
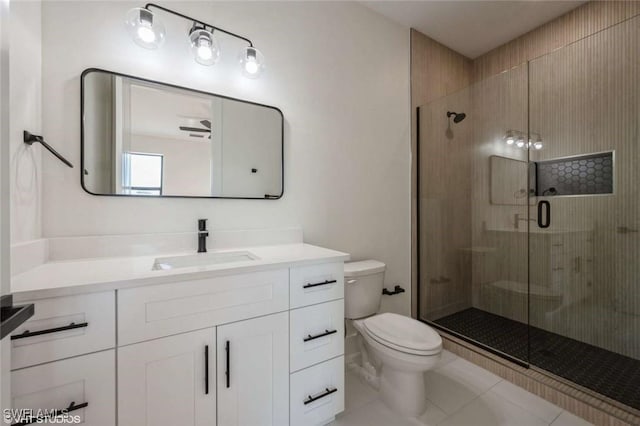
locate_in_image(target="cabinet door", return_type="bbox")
[118,328,215,426]
[11,350,115,426]
[217,312,289,426]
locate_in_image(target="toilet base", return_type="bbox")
[379,367,427,417]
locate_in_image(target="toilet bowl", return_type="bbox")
[345,260,442,417]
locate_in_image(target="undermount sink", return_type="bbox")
[152,251,259,271]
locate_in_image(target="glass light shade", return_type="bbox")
[516,138,526,148]
[505,130,515,145]
[534,141,543,150]
[125,7,165,49]
[239,47,265,79]
[189,29,220,66]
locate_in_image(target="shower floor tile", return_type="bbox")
[433,308,640,411]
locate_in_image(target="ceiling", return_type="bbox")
[362,1,586,58]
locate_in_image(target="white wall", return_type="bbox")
[10,0,41,244]
[1,0,12,412]
[131,134,213,196]
[40,1,411,315]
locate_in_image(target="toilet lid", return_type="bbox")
[363,313,442,355]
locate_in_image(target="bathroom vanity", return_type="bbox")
[9,238,348,426]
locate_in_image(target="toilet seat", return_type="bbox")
[362,313,442,356]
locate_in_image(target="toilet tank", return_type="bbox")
[344,260,386,319]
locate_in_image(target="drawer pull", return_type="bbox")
[11,322,89,340]
[303,279,337,289]
[303,329,337,342]
[225,340,231,388]
[304,387,338,405]
[204,345,210,395]
[11,401,88,425]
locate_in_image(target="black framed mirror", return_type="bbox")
[81,68,283,199]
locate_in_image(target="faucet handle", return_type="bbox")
[198,219,208,231]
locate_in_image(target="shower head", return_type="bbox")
[447,111,466,123]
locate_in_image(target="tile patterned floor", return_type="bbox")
[434,308,640,410]
[331,350,593,426]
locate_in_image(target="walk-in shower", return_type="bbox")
[417,15,640,412]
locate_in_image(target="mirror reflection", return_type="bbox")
[81,69,283,198]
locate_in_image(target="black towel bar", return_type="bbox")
[24,130,73,168]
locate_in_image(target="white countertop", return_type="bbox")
[11,243,350,300]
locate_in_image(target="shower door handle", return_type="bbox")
[537,200,550,228]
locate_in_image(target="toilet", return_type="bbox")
[344,260,442,417]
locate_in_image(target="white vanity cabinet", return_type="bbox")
[118,328,216,426]
[10,291,115,370]
[11,254,346,426]
[217,312,289,426]
[11,350,116,426]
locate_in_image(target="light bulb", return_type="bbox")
[137,26,156,44]
[534,142,543,150]
[516,138,525,148]
[245,59,259,74]
[189,28,220,66]
[197,44,213,61]
[504,130,515,145]
[239,47,265,79]
[125,7,165,49]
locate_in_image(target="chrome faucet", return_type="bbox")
[198,219,209,253]
[514,213,536,229]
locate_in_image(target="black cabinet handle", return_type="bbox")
[204,345,209,395]
[11,322,89,340]
[304,387,338,405]
[225,340,230,388]
[303,279,337,289]
[537,200,551,228]
[11,401,88,425]
[303,329,337,342]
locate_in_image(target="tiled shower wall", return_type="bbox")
[413,0,640,333]
[412,0,640,419]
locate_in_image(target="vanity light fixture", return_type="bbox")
[239,46,265,79]
[189,25,220,66]
[125,7,166,49]
[125,3,264,77]
[504,130,544,150]
[532,134,543,150]
[505,130,515,145]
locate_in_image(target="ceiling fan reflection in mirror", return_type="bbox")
[179,119,211,139]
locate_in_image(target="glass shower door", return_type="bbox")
[528,15,640,410]
[417,63,531,365]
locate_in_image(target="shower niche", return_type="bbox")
[533,151,614,197]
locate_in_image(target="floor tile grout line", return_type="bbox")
[483,379,565,425]
[423,395,448,418]
[548,410,565,426]
[434,392,486,425]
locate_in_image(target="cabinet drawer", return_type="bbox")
[118,269,289,345]
[11,350,116,426]
[290,263,344,309]
[290,356,344,426]
[11,292,115,369]
[290,300,344,372]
